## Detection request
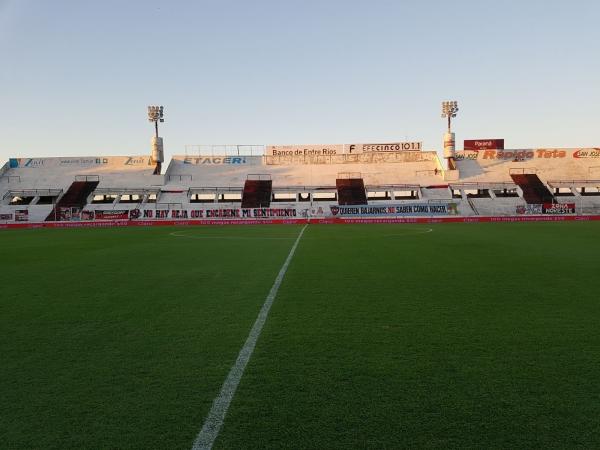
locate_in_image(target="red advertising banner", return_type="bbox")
[94,210,129,220]
[464,139,504,151]
[3,214,600,231]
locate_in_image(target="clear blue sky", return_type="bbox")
[1,0,599,163]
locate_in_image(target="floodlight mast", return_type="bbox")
[147,105,165,173]
[147,105,164,138]
[441,100,458,133]
[441,101,459,170]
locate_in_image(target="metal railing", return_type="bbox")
[75,174,100,182]
[184,145,266,156]
[467,197,479,215]
[365,183,421,190]
[509,167,538,175]
[155,202,183,210]
[247,174,272,181]
[449,181,516,189]
[3,188,63,202]
[168,174,193,182]
[92,187,160,195]
[189,186,242,193]
[337,172,362,179]
[547,179,600,187]
[0,175,21,183]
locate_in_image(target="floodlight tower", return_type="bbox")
[441,100,459,168]
[148,105,165,174]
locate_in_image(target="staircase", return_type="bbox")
[467,197,479,215]
[336,178,367,205]
[46,180,99,221]
[241,179,272,208]
[510,174,554,204]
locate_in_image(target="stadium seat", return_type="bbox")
[510,174,554,204]
[336,178,367,205]
[241,179,272,208]
[46,180,99,221]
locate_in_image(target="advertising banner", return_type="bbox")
[4,214,600,229]
[348,142,422,153]
[464,139,504,151]
[94,210,130,220]
[454,149,567,161]
[265,151,435,165]
[266,142,423,157]
[0,213,14,220]
[542,203,575,214]
[15,210,29,222]
[572,149,600,159]
[455,148,600,161]
[516,204,543,215]
[266,145,343,157]
[129,207,300,220]
[180,156,261,165]
[123,204,460,220]
[329,203,459,217]
[8,156,153,169]
[516,203,575,215]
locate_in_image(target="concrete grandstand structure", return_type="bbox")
[2,144,600,227]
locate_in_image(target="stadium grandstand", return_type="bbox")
[2,103,600,227]
[2,144,600,227]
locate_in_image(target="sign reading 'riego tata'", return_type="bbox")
[454,148,600,161]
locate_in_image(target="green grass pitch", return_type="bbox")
[1,222,600,449]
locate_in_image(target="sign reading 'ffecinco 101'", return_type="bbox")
[349,142,422,153]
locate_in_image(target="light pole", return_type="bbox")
[147,105,164,138]
[441,100,459,169]
[147,106,165,174]
[441,100,458,133]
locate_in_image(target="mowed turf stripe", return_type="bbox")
[192,224,308,450]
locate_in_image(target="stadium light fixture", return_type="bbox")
[441,100,459,133]
[147,105,164,138]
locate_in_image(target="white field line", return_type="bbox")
[191,224,308,450]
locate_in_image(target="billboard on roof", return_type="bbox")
[464,139,504,151]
